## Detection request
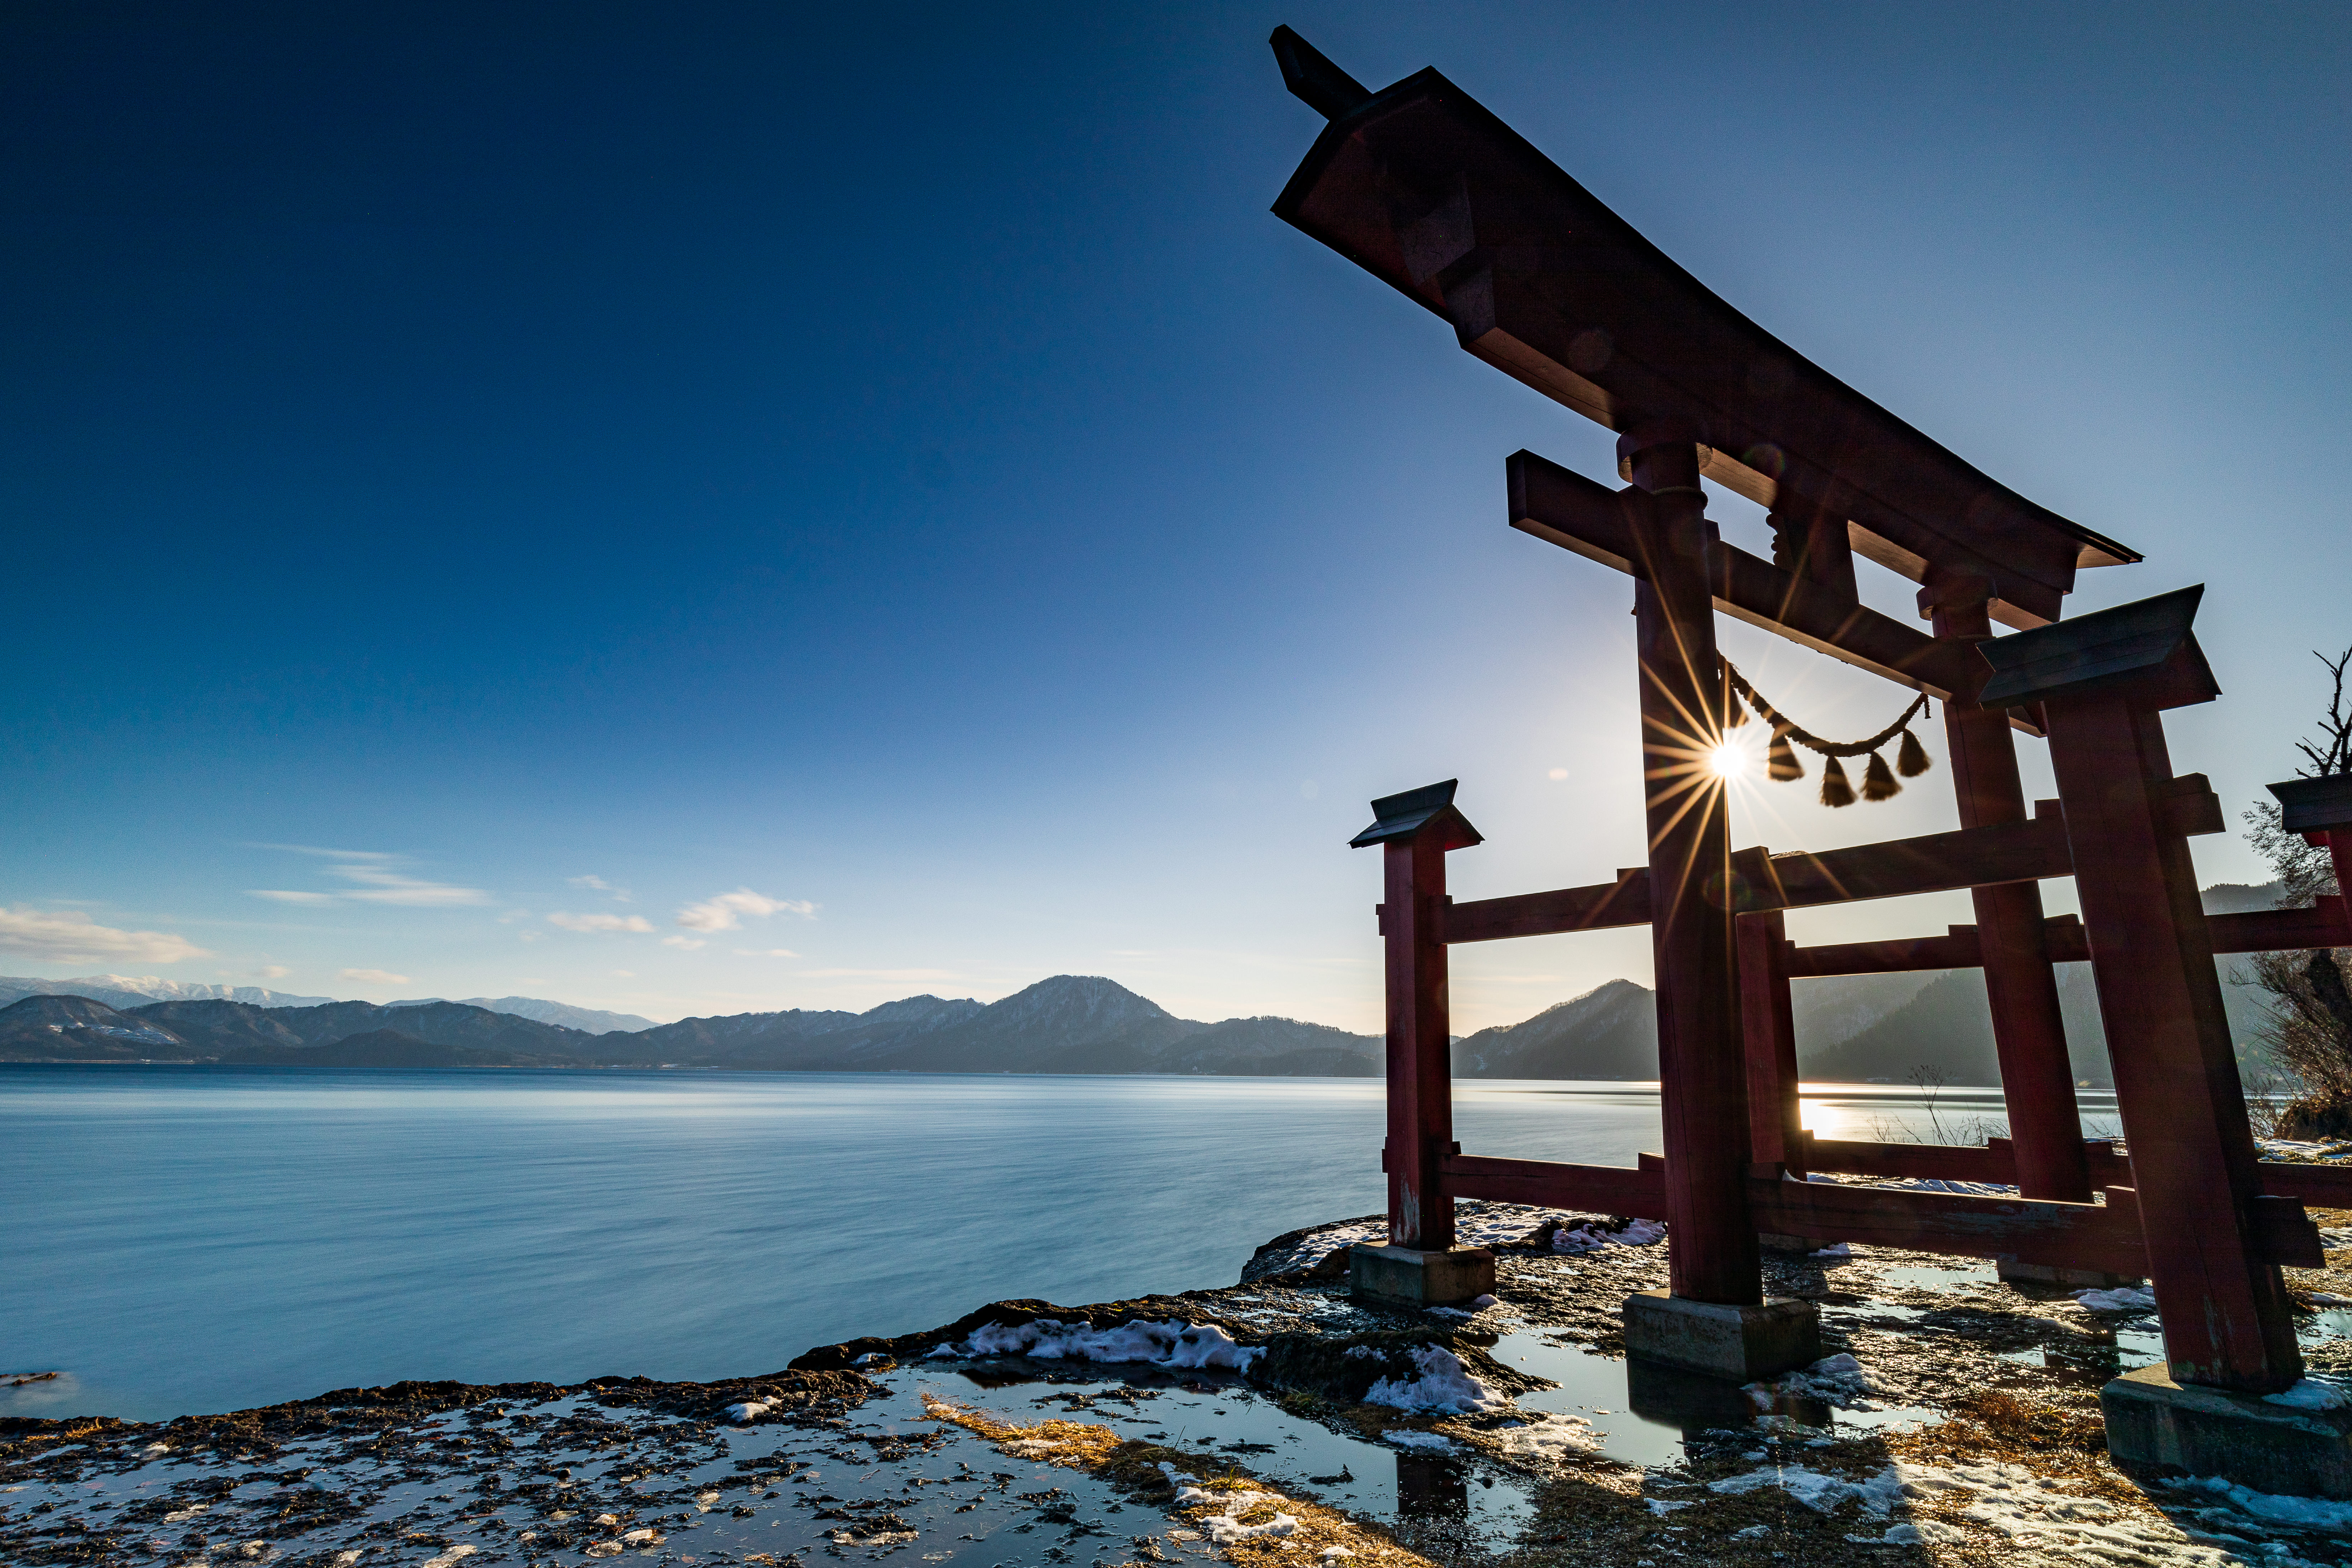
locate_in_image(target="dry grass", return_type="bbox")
[921,1394,1439,1568]
[1886,1388,2153,1517]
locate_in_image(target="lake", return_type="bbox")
[0,1066,2089,1421]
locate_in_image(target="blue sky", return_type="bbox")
[3,2,2345,1030]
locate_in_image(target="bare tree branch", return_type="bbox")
[2296,644,2352,778]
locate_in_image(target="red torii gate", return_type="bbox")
[1270,28,2352,1493]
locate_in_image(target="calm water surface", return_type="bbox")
[0,1067,2091,1420]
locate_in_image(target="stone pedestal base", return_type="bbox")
[1998,1258,2141,1289]
[2103,1365,2352,1499]
[1349,1244,1496,1307]
[1622,1289,1820,1381]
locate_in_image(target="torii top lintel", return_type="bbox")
[1268,28,2141,630]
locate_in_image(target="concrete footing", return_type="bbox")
[1349,1244,1496,1307]
[1622,1289,1821,1381]
[1998,1257,2141,1289]
[2102,1365,2352,1499]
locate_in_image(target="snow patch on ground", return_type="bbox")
[1552,1217,1667,1254]
[1174,1487,1300,1545]
[1708,1463,1902,1516]
[1747,1353,1878,1410]
[942,1318,1260,1372]
[2178,1475,2352,1530]
[1361,1344,1503,1414]
[1382,1430,1458,1453]
[1487,1413,1598,1462]
[2263,1379,2352,1412]
[2073,1285,2159,1313]
[1903,1458,2251,1560]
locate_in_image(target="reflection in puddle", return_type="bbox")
[930,1366,1541,1551]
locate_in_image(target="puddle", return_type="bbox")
[1486,1325,1931,1465]
[917,1365,1540,1554]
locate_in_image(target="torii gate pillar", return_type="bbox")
[1619,433,1819,1380]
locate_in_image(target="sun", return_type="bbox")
[1709,741,1744,779]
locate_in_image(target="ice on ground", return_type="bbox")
[2074,1285,2159,1313]
[1490,1413,1598,1461]
[1383,1430,1457,1452]
[1643,1498,1690,1516]
[1709,1464,1902,1516]
[2262,1379,2352,1411]
[1553,1216,1667,1254]
[2180,1474,2352,1530]
[1175,1487,1301,1545]
[2262,1139,2352,1162]
[419,1549,477,1568]
[1748,1353,1877,1409]
[1362,1343,1504,1414]
[724,1400,770,1421]
[945,1317,1261,1372]
[1810,1242,1852,1260]
[1469,1293,1498,1309]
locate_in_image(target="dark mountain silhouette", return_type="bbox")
[0,995,190,1061]
[128,998,611,1061]
[1457,980,1658,1079]
[220,1027,570,1068]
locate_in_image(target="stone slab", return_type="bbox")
[1622,1289,1820,1381]
[1349,1244,1495,1307]
[2103,1363,2352,1499]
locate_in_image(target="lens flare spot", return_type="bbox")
[1709,743,1743,779]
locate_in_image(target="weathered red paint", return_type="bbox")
[1383,832,1455,1250]
[2044,692,2302,1391]
[1927,580,2092,1203]
[1627,437,1760,1306]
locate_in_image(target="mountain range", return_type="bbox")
[0,881,2293,1084]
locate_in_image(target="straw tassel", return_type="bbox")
[1860,750,1901,801]
[1896,728,1931,777]
[1767,727,1804,782]
[1819,755,1856,807]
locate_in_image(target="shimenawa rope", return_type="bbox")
[1720,659,1932,807]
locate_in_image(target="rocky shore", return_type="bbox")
[13,1198,2352,1568]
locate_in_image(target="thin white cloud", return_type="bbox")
[676,888,816,932]
[340,967,411,985]
[244,845,490,907]
[255,965,290,980]
[518,930,543,943]
[0,908,211,965]
[733,948,801,958]
[329,865,493,907]
[547,912,655,934]
[660,935,707,950]
[569,874,612,890]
